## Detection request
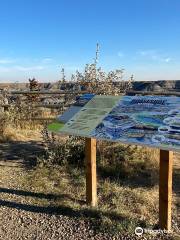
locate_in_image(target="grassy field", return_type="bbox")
[20,132,180,238]
[47,121,64,132]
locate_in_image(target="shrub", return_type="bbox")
[40,125,85,166]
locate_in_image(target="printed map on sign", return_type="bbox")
[60,95,121,136]
[49,95,180,152]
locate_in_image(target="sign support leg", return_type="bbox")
[85,138,97,207]
[159,150,173,230]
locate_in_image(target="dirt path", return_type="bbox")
[0,141,100,240]
[0,140,123,240]
[0,140,179,240]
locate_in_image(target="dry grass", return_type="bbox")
[20,141,179,237]
[22,163,178,237]
[0,124,43,143]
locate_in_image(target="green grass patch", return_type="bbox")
[47,121,64,132]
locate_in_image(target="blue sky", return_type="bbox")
[0,0,180,82]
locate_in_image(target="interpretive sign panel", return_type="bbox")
[51,95,180,152]
[61,95,121,135]
[57,93,95,123]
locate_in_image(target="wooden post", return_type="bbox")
[159,150,173,230]
[85,138,97,207]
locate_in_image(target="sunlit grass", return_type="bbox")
[47,121,64,132]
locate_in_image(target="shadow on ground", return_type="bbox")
[0,187,85,204]
[0,188,147,233]
[97,164,159,189]
[0,140,45,168]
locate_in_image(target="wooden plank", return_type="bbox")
[85,138,97,207]
[0,104,69,109]
[159,150,173,230]
[19,118,56,121]
[10,90,88,95]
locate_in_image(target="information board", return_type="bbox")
[51,95,180,152]
[61,96,121,135]
[57,93,95,123]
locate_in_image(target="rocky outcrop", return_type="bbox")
[132,80,180,92]
[0,80,180,92]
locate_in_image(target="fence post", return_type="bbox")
[85,138,97,207]
[159,150,173,230]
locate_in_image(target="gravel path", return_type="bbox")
[0,141,178,240]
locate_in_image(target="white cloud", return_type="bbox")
[137,49,172,63]
[0,57,53,66]
[14,65,45,71]
[0,65,45,73]
[0,66,10,72]
[117,51,124,57]
[139,50,155,56]
[42,58,53,63]
[163,57,172,63]
[0,58,15,64]
[138,49,159,60]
